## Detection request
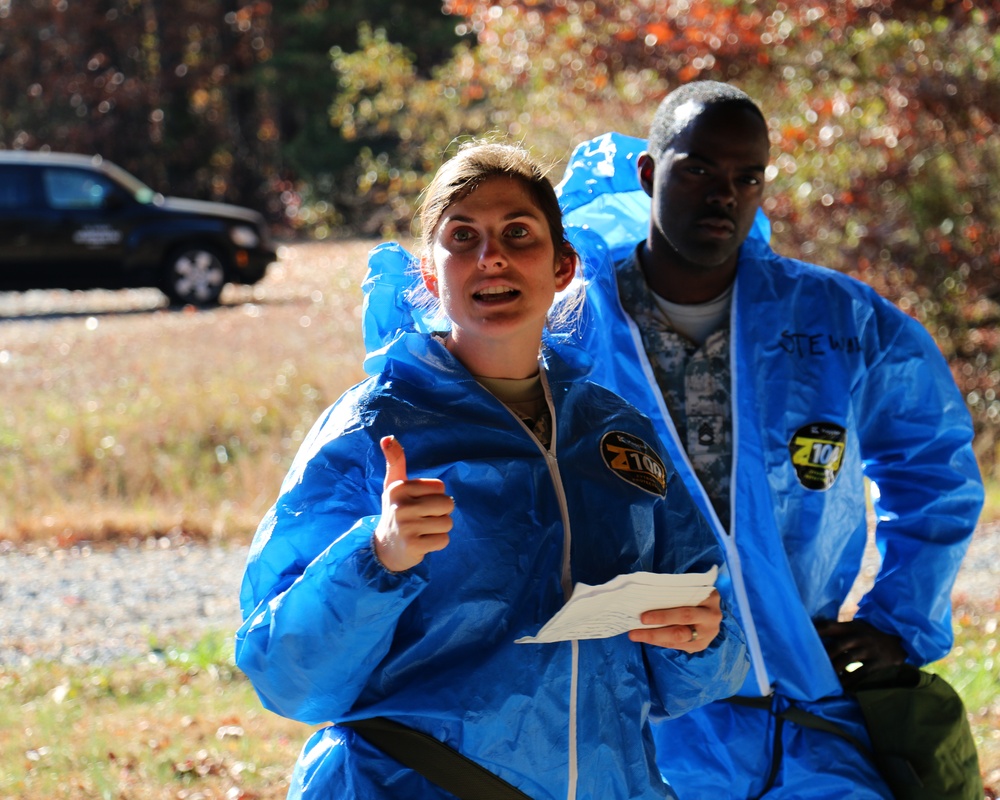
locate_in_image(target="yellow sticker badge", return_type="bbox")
[788,422,847,491]
[600,431,667,496]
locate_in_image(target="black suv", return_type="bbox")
[0,151,277,306]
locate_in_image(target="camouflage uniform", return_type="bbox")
[616,248,732,529]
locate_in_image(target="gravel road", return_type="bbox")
[1,524,997,667]
[0,541,249,666]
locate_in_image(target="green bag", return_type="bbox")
[843,664,982,800]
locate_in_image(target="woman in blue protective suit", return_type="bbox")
[235,140,748,800]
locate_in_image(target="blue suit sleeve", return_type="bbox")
[855,298,983,663]
[234,416,429,725]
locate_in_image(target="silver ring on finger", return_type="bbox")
[689,626,698,642]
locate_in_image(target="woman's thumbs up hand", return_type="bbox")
[373,435,455,573]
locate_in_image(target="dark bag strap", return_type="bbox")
[724,694,872,754]
[341,717,533,800]
[724,695,875,799]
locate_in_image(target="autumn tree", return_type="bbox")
[0,0,277,208]
[0,0,462,224]
[259,0,465,232]
[330,0,1000,472]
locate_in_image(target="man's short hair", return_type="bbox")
[646,81,766,159]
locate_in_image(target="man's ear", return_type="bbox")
[420,258,439,297]
[637,152,655,198]
[554,246,577,292]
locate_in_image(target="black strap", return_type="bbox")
[341,717,533,800]
[725,695,874,798]
[724,694,872,754]
[777,704,871,755]
[725,695,784,798]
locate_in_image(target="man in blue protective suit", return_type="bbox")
[554,81,984,798]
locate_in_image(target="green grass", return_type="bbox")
[0,632,311,800]
[981,481,1000,530]
[930,598,1000,788]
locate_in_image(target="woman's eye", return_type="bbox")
[507,224,530,239]
[452,228,474,242]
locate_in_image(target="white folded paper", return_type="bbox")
[515,565,718,644]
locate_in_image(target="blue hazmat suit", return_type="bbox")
[553,133,984,797]
[235,241,750,799]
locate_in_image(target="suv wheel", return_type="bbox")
[162,245,226,306]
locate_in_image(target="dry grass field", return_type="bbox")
[0,238,384,549]
[1,239,996,798]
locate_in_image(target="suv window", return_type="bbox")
[42,168,114,210]
[0,166,34,209]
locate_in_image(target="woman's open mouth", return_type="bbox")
[474,286,520,303]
